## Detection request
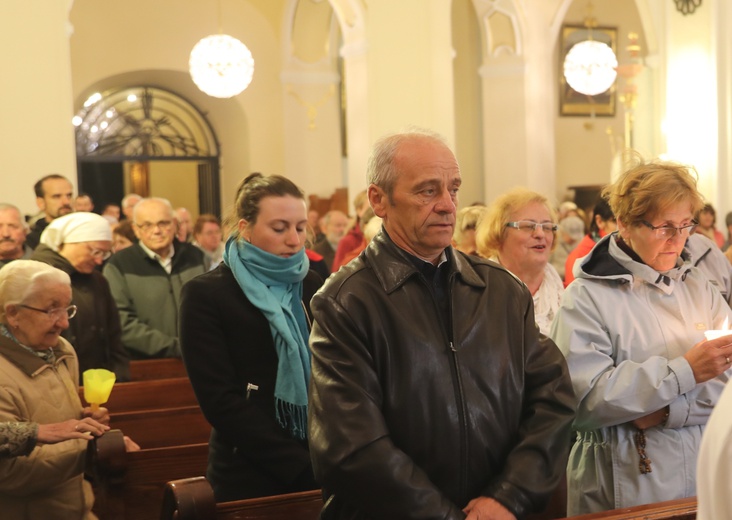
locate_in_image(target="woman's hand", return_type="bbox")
[684,335,732,383]
[37,417,110,444]
[632,406,669,430]
[82,406,110,426]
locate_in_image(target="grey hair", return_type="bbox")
[366,127,451,200]
[0,203,28,232]
[132,197,173,222]
[0,260,70,323]
[121,193,142,209]
[322,210,347,227]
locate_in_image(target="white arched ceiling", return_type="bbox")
[328,0,367,50]
[550,0,657,56]
[471,0,523,60]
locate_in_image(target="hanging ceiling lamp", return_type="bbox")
[189,1,254,98]
[563,40,618,96]
[563,2,617,97]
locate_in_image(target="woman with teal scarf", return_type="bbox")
[180,173,323,501]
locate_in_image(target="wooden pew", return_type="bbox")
[110,405,211,449]
[79,377,198,413]
[129,358,187,381]
[159,475,697,520]
[87,429,209,520]
[160,477,323,520]
[557,497,697,519]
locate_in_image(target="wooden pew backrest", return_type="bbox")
[559,497,697,519]
[161,477,323,520]
[111,405,211,449]
[79,377,198,413]
[88,431,209,520]
[130,358,187,381]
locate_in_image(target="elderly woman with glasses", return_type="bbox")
[31,212,130,383]
[475,187,563,335]
[0,259,111,518]
[550,157,732,515]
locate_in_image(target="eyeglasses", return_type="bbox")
[639,220,698,240]
[87,245,112,261]
[19,304,77,320]
[506,221,559,234]
[135,220,173,233]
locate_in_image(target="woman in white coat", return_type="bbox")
[550,156,732,515]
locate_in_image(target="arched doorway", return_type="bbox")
[73,85,221,218]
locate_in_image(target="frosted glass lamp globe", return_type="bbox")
[189,34,254,98]
[563,40,618,96]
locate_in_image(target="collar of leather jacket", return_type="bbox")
[363,229,487,295]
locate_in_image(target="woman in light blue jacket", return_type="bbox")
[551,156,732,515]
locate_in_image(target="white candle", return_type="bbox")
[705,330,732,341]
[705,318,731,340]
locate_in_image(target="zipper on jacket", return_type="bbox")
[446,283,469,503]
[423,273,469,501]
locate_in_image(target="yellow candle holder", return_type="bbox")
[83,369,116,411]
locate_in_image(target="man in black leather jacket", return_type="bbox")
[308,129,575,520]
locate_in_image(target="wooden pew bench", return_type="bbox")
[159,476,697,520]
[87,429,209,520]
[558,497,697,519]
[129,358,187,381]
[160,477,323,520]
[110,405,211,449]
[79,377,198,413]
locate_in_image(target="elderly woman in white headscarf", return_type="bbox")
[31,212,130,382]
[0,260,110,518]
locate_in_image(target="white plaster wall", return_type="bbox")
[69,0,287,210]
[363,0,456,143]
[0,0,77,217]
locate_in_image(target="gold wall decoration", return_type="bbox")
[129,161,150,197]
[286,84,336,130]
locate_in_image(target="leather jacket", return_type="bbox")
[308,230,575,520]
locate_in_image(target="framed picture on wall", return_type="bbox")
[559,24,617,117]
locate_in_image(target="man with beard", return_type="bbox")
[0,204,32,267]
[26,174,74,249]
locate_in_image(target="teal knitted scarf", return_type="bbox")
[223,236,311,440]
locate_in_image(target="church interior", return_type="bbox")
[3,0,731,221]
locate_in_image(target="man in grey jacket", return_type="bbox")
[103,197,207,358]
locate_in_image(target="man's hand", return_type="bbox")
[463,497,517,520]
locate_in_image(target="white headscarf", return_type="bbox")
[40,212,113,252]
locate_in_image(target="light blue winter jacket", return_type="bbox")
[551,233,732,515]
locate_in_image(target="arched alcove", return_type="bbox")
[73,85,222,218]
